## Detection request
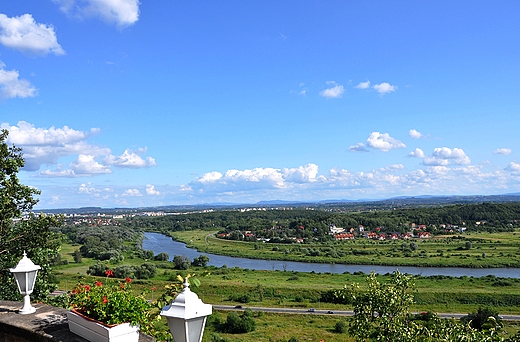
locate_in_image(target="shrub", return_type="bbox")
[223,308,256,333]
[334,320,346,333]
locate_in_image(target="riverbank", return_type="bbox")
[143,232,520,277]
[165,229,520,269]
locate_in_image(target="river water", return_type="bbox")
[142,232,520,278]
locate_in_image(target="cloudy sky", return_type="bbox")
[2,1,520,209]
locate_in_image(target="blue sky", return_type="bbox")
[1,1,520,209]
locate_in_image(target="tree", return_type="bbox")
[0,129,63,301]
[173,255,191,270]
[192,254,210,267]
[348,271,416,341]
[346,271,511,342]
[154,252,170,261]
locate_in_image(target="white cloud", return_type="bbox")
[0,62,37,100]
[191,164,326,193]
[71,154,112,174]
[494,148,512,155]
[39,168,77,177]
[379,164,405,172]
[366,132,406,152]
[355,80,371,89]
[54,0,140,27]
[2,121,105,170]
[349,142,369,152]
[409,129,424,139]
[281,164,321,183]
[423,156,450,166]
[373,82,397,95]
[506,162,520,173]
[123,188,142,196]
[0,14,65,56]
[423,147,471,166]
[409,148,425,158]
[1,121,156,175]
[104,148,157,168]
[78,182,100,194]
[319,81,344,98]
[146,184,160,195]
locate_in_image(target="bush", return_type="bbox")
[154,252,169,261]
[460,307,503,331]
[334,320,346,333]
[223,308,256,333]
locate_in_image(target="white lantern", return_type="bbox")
[9,251,41,314]
[160,280,212,342]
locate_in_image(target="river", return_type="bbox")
[142,232,520,278]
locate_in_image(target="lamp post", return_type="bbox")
[160,279,212,342]
[9,251,41,314]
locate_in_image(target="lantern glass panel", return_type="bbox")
[187,317,206,342]
[14,273,27,294]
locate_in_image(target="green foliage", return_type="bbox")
[154,252,169,261]
[223,308,256,333]
[173,255,191,270]
[192,254,210,267]
[345,271,517,341]
[0,129,63,301]
[461,307,503,331]
[334,320,346,333]
[87,262,157,279]
[68,278,152,326]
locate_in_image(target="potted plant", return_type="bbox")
[67,270,152,342]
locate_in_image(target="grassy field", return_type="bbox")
[169,229,520,268]
[51,230,520,341]
[53,242,520,315]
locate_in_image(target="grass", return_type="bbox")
[168,229,520,268]
[50,234,520,341]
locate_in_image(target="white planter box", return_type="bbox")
[67,310,140,342]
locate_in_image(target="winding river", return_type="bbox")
[142,232,520,278]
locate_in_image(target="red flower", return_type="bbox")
[84,285,91,291]
[152,286,157,291]
[95,281,103,287]
[125,277,132,283]
[105,269,114,277]
[102,296,108,304]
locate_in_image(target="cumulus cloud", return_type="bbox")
[494,148,512,155]
[2,121,104,170]
[281,164,321,183]
[408,148,425,158]
[54,0,140,27]
[409,129,424,139]
[423,147,471,166]
[319,81,344,98]
[1,121,156,175]
[0,14,65,56]
[505,162,520,172]
[71,154,112,174]
[366,132,406,152]
[355,80,371,89]
[191,164,325,193]
[373,82,397,95]
[0,62,37,100]
[123,188,142,196]
[146,184,160,195]
[349,142,369,152]
[78,182,100,194]
[104,148,157,168]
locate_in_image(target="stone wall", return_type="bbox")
[0,301,153,342]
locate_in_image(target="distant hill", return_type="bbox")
[39,193,520,214]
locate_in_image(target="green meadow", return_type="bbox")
[170,229,520,268]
